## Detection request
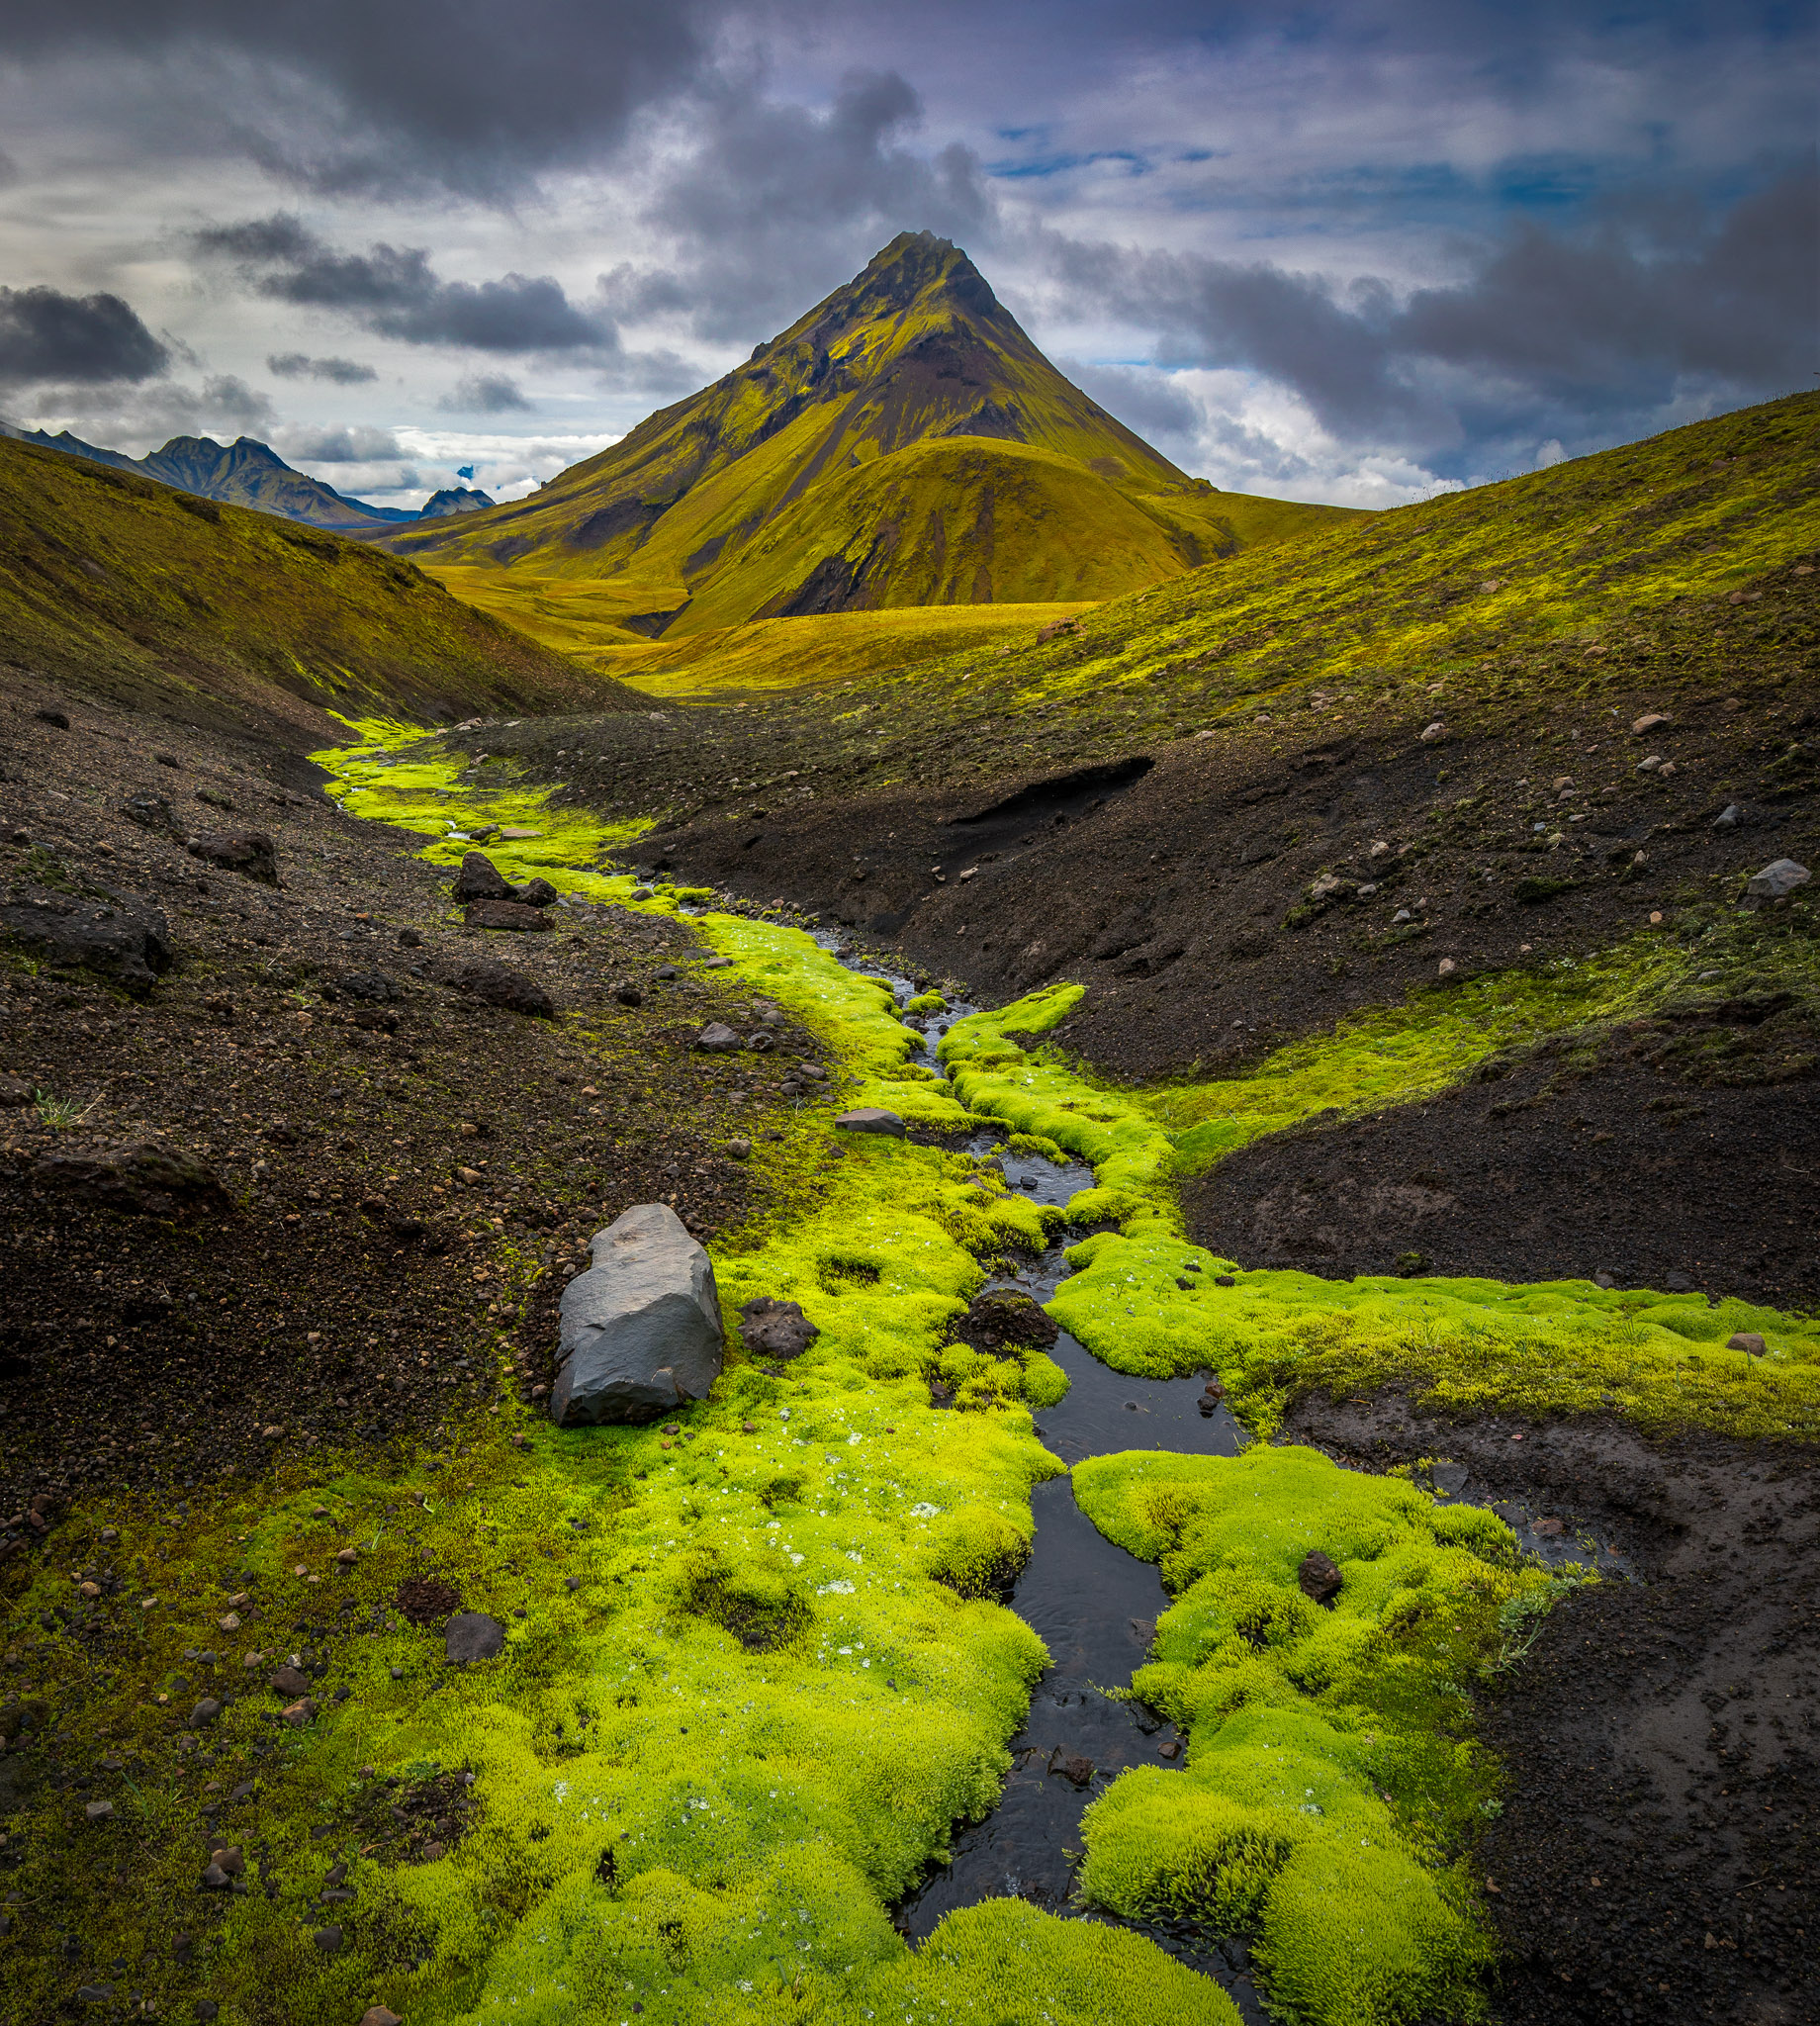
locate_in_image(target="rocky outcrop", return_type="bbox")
[30,1142,235,1219]
[187,831,278,884]
[0,897,173,994]
[551,1203,725,1425]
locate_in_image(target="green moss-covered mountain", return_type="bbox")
[0,432,633,738]
[380,232,1356,635]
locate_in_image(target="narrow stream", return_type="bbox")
[784,932,1272,2016]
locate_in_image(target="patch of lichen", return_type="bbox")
[1073,1444,1543,2026]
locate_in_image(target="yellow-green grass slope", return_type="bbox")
[429,575,1095,699]
[717,390,1820,798]
[382,232,1355,640]
[0,434,639,741]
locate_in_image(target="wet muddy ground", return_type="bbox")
[1285,1392,1820,2023]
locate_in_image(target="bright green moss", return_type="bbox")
[940,970,1820,1438]
[1073,1446,1532,2026]
[67,720,1783,2026]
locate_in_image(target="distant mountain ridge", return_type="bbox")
[0,421,493,531]
[379,231,1358,639]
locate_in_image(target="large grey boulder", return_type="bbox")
[552,1203,724,1426]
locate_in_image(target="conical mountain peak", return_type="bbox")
[381,236,1325,632]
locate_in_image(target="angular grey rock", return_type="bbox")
[189,1698,222,1726]
[834,1107,905,1136]
[444,1612,504,1663]
[187,831,278,885]
[513,876,560,907]
[452,852,512,902]
[551,1203,724,1426]
[1745,858,1810,901]
[738,1297,820,1361]
[1712,803,1744,829]
[694,1022,743,1053]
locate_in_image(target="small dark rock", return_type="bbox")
[35,706,70,728]
[613,984,643,1006]
[956,1290,1058,1353]
[1728,1332,1768,1356]
[123,791,183,837]
[0,897,174,993]
[513,877,560,908]
[738,1297,820,1361]
[695,1022,744,1053]
[200,1863,230,1890]
[398,926,423,949]
[269,1665,311,1698]
[452,852,512,902]
[189,1698,222,1726]
[194,2003,218,2021]
[312,1924,343,1954]
[187,831,278,885]
[1049,1750,1094,1787]
[1214,1273,1235,1287]
[338,968,399,1004]
[464,899,550,931]
[449,959,554,1018]
[1298,1550,1343,1606]
[444,1612,505,1664]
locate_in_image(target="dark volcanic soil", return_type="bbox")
[1182,995,1820,1311]
[1283,1392,1819,2026]
[0,680,827,1535]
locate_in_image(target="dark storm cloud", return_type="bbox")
[267,351,378,384]
[1046,164,1817,458]
[11,1,728,197]
[0,285,170,386]
[603,69,994,343]
[440,374,532,414]
[198,218,614,352]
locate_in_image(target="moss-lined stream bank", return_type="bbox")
[5,719,1797,2026]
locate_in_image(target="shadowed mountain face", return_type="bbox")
[381,231,1355,635]
[0,424,493,532]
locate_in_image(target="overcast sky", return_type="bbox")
[0,2,1812,510]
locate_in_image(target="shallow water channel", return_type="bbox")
[807,939,1272,2016]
